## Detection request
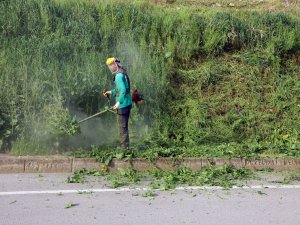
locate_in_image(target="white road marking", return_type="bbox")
[1,185,300,196]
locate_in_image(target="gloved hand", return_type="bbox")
[113,102,120,110]
[103,89,111,97]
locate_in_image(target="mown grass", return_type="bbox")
[0,0,299,157]
[67,164,254,189]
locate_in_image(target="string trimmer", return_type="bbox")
[78,91,116,123]
[78,106,116,123]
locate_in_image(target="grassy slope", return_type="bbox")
[0,0,299,157]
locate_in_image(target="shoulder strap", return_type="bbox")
[120,69,131,94]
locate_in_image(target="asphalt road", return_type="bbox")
[0,173,300,225]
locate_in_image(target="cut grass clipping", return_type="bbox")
[64,202,78,209]
[67,168,102,183]
[67,164,253,189]
[282,172,300,184]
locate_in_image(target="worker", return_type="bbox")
[103,57,132,149]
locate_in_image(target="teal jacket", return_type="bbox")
[111,72,132,109]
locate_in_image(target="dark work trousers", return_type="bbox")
[117,105,132,149]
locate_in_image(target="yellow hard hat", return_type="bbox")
[106,57,116,65]
[106,57,120,65]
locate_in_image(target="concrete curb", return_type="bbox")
[0,155,300,173]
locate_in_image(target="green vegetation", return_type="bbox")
[42,97,80,136]
[67,164,253,189]
[77,190,94,194]
[282,172,300,184]
[68,143,300,169]
[142,190,155,197]
[67,168,102,183]
[64,202,76,209]
[148,164,253,190]
[0,0,299,157]
[106,168,141,188]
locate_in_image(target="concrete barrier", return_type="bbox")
[244,158,300,171]
[0,156,25,173]
[72,158,102,172]
[24,156,73,173]
[0,154,300,173]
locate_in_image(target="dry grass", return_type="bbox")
[146,0,300,15]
